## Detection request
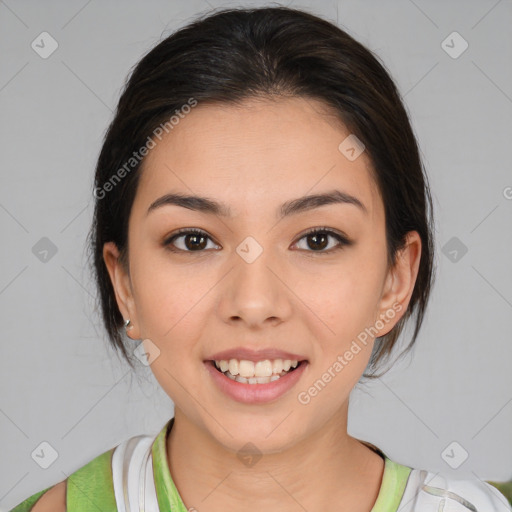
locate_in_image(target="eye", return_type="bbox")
[163,227,352,254]
[292,227,352,254]
[163,228,220,253]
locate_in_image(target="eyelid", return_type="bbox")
[293,226,352,244]
[163,227,220,250]
[291,226,353,253]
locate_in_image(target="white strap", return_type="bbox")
[111,434,161,511]
[398,468,512,511]
[397,468,428,511]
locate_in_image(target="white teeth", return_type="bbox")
[255,360,273,377]
[233,374,281,384]
[272,359,283,374]
[228,359,239,376]
[239,360,255,378]
[212,357,302,384]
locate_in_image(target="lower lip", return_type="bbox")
[204,360,308,404]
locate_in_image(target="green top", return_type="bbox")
[9,417,414,511]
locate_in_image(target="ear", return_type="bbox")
[102,241,141,340]
[374,231,422,337]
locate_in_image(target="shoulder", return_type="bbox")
[401,468,512,511]
[30,480,67,512]
[8,480,66,512]
[9,447,116,512]
[9,425,166,512]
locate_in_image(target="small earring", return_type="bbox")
[124,318,134,331]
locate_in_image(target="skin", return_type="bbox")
[30,480,66,511]
[103,96,421,512]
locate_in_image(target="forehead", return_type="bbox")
[134,96,381,220]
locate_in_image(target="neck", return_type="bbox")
[166,405,384,512]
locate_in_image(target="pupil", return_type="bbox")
[309,233,327,250]
[186,234,207,250]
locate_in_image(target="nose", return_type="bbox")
[217,246,292,329]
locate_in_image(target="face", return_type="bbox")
[104,96,420,453]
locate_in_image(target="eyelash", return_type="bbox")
[163,227,352,255]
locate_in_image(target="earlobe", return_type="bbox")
[102,242,140,339]
[375,231,422,336]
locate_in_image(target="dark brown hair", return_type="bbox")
[86,5,436,379]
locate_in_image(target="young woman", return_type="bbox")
[11,5,511,512]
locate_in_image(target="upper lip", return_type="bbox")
[206,347,308,362]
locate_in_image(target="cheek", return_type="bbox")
[295,255,386,342]
[129,259,210,399]
[130,251,211,343]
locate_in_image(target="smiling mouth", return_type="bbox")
[207,359,307,385]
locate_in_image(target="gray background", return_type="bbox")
[1,0,511,509]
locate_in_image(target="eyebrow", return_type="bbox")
[146,189,368,219]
